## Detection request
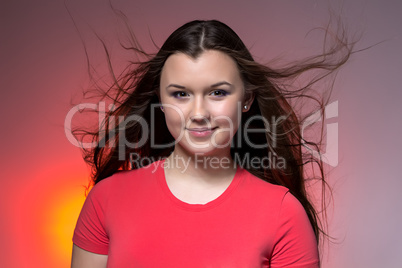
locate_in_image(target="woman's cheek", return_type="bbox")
[163,109,184,139]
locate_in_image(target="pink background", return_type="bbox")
[1,0,401,267]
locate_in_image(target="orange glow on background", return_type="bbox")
[11,167,89,267]
[44,184,87,263]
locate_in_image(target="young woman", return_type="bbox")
[71,20,352,267]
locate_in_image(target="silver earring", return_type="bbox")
[244,105,248,110]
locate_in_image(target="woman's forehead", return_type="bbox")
[161,50,242,86]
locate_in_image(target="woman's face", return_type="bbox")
[159,50,250,157]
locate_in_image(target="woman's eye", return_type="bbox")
[210,90,228,97]
[173,91,189,98]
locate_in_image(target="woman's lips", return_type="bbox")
[186,127,217,137]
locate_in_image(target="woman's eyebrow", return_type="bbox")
[211,81,233,88]
[166,84,186,90]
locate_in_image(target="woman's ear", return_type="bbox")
[243,93,255,112]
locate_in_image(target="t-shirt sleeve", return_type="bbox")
[72,182,109,255]
[270,191,320,268]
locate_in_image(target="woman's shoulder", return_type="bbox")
[89,160,163,195]
[239,167,289,197]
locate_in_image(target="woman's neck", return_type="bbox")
[163,146,237,204]
[165,146,236,181]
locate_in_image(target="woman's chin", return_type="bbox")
[176,142,231,158]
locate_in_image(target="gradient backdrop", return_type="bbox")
[1,0,401,267]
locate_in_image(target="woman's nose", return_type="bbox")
[189,97,210,122]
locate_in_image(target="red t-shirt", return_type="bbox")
[73,160,319,267]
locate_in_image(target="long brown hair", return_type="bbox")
[75,19,354,244]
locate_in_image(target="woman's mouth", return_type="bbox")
[186,127,217,137]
